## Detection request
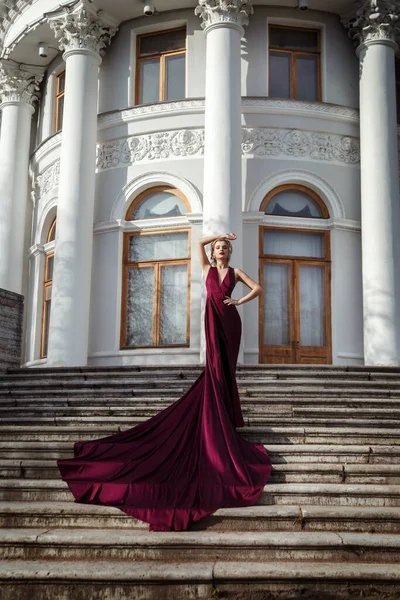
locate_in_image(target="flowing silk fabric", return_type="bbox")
[58,266,272,531]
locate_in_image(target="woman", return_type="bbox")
[58,233,271,531]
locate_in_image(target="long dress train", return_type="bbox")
[57,265,272,531]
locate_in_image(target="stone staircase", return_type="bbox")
[1,365,400,599]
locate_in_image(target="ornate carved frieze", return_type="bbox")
[242,129,360,164]
[33,160,60,203]
[0,59,44,105]
[95,127,360,172]
[48,0,118,56]
[195,0,253,31]
[342,0,400,46]
[96,130,205,171]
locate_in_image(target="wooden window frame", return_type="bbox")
[54,71,65,133]
[135,27,186,105]
[268,24,322,101]
[120,228,192,350]
[261,184,330,219]
[258,225,332,364]
[40,218,56,358]
[126,185,191,221]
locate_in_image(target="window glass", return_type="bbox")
[159,264,188,345]
[131,191,187,220]
[300,265,325,346]
[166,54,185,101]
[296,54,319,101]
[126,267,155,347]
[270,27,318,52]
[139,29,186,56]
[269,52,291,98]
[129,232,188,262]
[264,230,324,258]
[139,59,160,104]
[265,190,324,218]
[263,263,290,345]
[55,72,65,133]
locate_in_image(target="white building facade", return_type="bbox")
[0,0,399,368]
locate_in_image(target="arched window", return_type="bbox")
[41,218,56,358]
[261,185,329,219]
[121,187,191,349]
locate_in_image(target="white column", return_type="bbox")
[0,61,43,294]
[195,0,252,269]
[46,1,117,367]
[344,1,400,366]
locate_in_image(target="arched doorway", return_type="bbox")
[259,185,332,364]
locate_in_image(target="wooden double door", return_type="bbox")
[259,228,332,364]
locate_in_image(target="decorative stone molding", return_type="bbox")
[32,160,60,203]
[342,0,400,47]
[32,128,363,204]
[0,59,44,106]
[31,131,62,167]
[48,0,118,57]
[195,0,253,32]
[96,128,360,172]
[97,98,360,130]
[242,128,360,165]
[96,130,205,171]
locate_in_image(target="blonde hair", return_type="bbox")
[210,238,233,266]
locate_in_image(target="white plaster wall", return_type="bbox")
[331,228,363,364]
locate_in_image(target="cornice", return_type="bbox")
[97,98,361,131]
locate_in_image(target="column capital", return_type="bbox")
[342,0,400,50]
[0,59,44,108]
[195,0,253,34]
[47,0,118,60]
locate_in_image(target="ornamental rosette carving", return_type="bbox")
[48,0,118,56]
[195,0,253,31]
[342,0,400,46]
[0,59,44,106]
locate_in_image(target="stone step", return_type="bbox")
[3,396,400,407]
[2,386,400,400]
[2,480,400,506]
[3,416,400,430]
[3,501,400,533]
[1,425,400,444]
[1,442,399,463]
[2,460,400,485]
[2,560,400,600]
[4,528,400,562]
[3,376,400,389]
[3,405,400,420]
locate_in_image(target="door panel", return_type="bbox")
[261,261,294,364]
[260,258,331,364]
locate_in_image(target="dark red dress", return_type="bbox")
[58,265,271,531]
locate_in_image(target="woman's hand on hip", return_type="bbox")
[224,296,240,306]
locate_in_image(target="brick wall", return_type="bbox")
[0,289,23,370]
